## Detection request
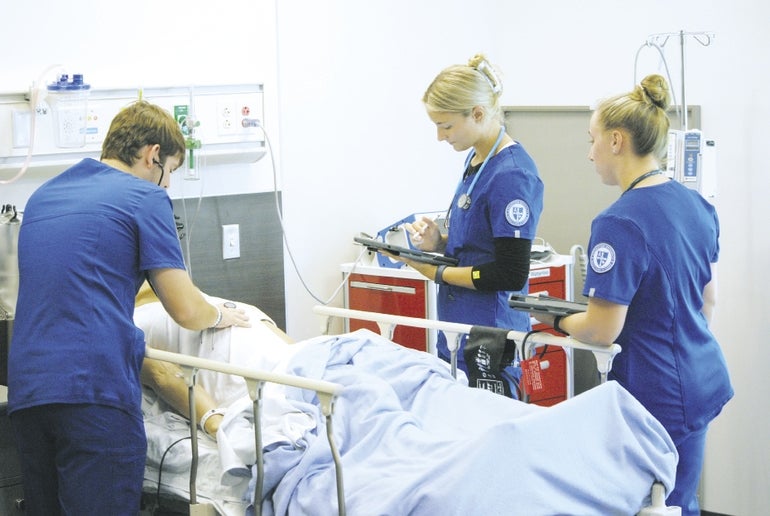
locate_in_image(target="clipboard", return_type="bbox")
[354,236,459,267]
[508,294,587,316]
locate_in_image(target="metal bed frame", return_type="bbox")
[313,305,622,389]
[312,306,679,516]
[143,347,346,516]
[143,307,678,516]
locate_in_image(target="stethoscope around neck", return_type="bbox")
[450,125,507,216]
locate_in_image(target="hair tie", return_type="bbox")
[638,83,663,109]
[475,60,502,95]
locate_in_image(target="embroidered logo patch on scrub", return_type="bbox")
[505,199,530,227]
[590,243,616,273]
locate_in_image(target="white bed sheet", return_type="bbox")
[241,329,678,515]
[138,297,315,515]
[137,301,678,516]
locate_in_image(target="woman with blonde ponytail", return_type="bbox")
[393,53,544,381]
[534,74,733,514]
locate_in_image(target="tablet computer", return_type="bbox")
[354,236,459,267]
[508,294,587,316]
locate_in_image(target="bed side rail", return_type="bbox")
[312,305,621,389]
[145,346,343,397]
[144,346,347,516]
[311,307,678,516]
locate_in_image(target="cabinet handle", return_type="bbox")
[350,281,416,295]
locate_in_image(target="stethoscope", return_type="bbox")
[454,125,506,210]
[444,126,507,229]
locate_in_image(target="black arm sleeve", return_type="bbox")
[470,237,532,291]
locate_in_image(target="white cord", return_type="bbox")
[260,122,366,305]
[1,64,65,185]
[176,153,205,280]
[174,108,360,305]
[176,85,207,280]
[633,41,680,127]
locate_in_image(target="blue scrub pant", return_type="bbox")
[10,403,146,516]
[667,425,708,516]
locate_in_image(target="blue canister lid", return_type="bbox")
[47,74,91,91]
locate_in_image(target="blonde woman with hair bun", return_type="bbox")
[392,54,544,383]
[534,74,733,515]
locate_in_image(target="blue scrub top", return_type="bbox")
[8,158,186,418]
[437,143,543,370]
[583,180,732,440]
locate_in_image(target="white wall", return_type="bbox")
[0,0,281,202]
[275,2,768,514]
[1,1,766,513]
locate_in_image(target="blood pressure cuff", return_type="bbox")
[464,326,521,400]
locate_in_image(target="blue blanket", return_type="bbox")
[246,329,677,515]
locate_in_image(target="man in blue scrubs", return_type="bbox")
[8,100,250,515]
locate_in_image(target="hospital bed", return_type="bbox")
[138,303,681,516]
[141,346,344,516]
[313,305,622,391]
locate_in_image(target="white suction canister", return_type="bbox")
[46,74,91,148]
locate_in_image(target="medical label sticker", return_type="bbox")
[520,357,545,394]
[505,199,530,227]
[475,378,506,395]
[590,243,616,273]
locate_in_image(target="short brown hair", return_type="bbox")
[100,100,186,168]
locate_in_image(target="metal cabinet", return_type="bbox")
[342,264,436,353]
[526,258,573,406]
[341,256,575,396]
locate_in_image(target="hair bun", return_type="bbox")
[469,53,502,95]
[640,74,671,110]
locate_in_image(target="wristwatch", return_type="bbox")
[435,265,448,285]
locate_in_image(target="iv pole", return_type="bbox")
[646,30,715,130]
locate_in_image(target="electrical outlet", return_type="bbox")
[216,101,237,137]
[222,224,240,260]
[216,96,260,138]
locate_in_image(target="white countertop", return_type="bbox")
[342,252,573,280]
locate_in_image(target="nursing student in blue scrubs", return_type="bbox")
[394,53,543,375]
[534,74,733,515]
[8,101,250,516]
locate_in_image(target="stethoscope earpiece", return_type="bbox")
[152,159,165,186]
